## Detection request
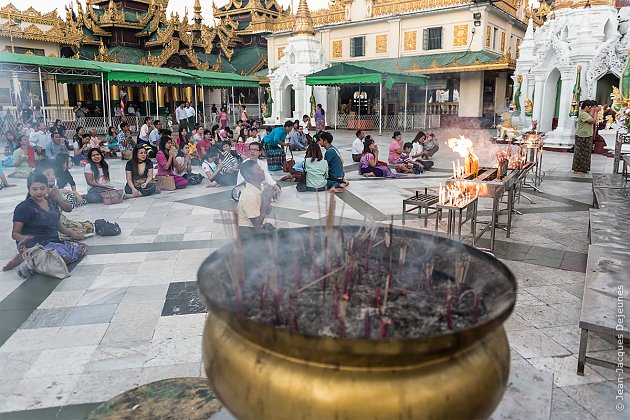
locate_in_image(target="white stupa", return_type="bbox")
[513,0,629,149]
[268,0,330,122]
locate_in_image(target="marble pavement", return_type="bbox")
[0,129,627,419]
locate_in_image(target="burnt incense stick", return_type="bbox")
[296,265,347,294]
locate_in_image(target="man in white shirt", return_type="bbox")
[175,102,187,131]
[138,117,153,146]
[300,115,311,136]
[237,142,279,192]
[185,102,196,128]
[351,130,365,162]
[29,123,50,156]
[192,125,204,143]
[127,104,136,115]
[148,120,162,148]
[237,159,275,237]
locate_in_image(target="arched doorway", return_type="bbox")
[281,83,295,118]
[541,68,561,132]
[596,73,619,106]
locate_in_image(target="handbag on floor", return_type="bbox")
[284,148,296,173]
[22,244,70,279]
[185,173,204,185]
[296,161,307,192]
[156,175,176,191]
[95,219,121,236]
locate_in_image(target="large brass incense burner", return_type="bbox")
[197,227,517,419]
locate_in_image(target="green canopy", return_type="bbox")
[0,52,104,72]
[177,69,260,87]
[305,63,428,89]
[94,62,193,85]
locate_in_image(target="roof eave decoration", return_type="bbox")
[404,51,516,75]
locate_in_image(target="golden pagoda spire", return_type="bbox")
[292,0,315,36]
[193,0,202,20]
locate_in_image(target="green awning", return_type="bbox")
[306,63,428,89]
[95,62,192,85]
[177,69,260,87]
[0,52,105,72]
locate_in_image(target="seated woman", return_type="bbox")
[301,142,345,192]
[105,126,119,156]
[54,153,86,207]
[388,131,413,173]
[174,143,203,185]
[176,127,188,149]
[9,135,37,178]
[202,147,230,188]
[197,129,213,160]
[410,132,436,170]
[3,174,88,272]
[360,138,401,178]
[83,148,115,203]
[74,134,92,165]
[125,146,157,198]
[156,136,188,189]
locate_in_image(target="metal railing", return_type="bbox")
[333,113,440,131]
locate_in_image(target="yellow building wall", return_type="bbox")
[267,8,525,70]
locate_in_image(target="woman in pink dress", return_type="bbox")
[219,108,228,130]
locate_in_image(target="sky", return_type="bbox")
[3,0,330,22]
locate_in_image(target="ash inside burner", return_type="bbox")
[198,225,516,340]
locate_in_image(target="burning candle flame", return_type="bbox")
[438,182,478,207]
[446,135,475,158]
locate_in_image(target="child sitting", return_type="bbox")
[396,142,426,174]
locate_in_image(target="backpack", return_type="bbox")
[94,219,121,236]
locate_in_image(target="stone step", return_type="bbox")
[490,358,554,420]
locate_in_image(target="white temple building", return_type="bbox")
[268,0,330,122]
[514,0,630,149]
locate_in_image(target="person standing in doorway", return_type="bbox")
[176,102,187,132]
[185,101,196,129]
[211,104,218,124]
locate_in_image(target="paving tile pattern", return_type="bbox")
[0,129,627,419]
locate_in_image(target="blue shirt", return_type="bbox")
[324,146,344,180]
[263,126,287,147]
[46,141,65,160]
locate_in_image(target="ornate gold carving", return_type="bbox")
[404,51,516,74]
[491,0,521,19]
[372,0,471,18]
[453,24,468,47]
[100,0,125,24]
[278,47,285,60]
[332,40,342,58]
[140,38,179,67]
[516,39,521,59]
[182,48,209,70]
[0,4,61,25]
[486,26,491,48]
[500,32,505,52]
[403,31,416,51]
[376,34,387,53]
[293,0,315,36]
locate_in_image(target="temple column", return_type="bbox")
[110,85,120,101]
[531,70,546,127]
[458,71,483,118]
[92,84,101,101]
[185,86,194,102]
[556,67,575,134]
[158,86,167,107]
[75,84,85,102]
[494,72,507,114]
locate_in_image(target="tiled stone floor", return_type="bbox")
[0,129,628,419]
